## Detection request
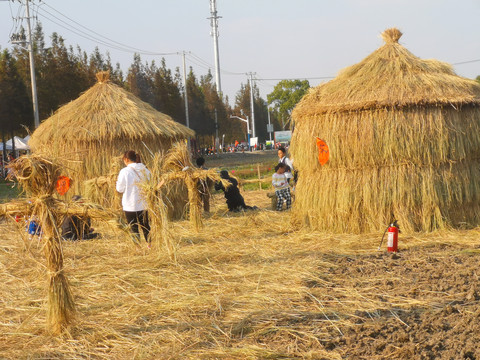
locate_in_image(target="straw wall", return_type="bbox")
[291,105,480,233]
[32,136,175,196]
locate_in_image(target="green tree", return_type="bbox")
[35,33,91,118]
[267,79,310,129]
[13,25,93,120]
[0,49,32,148]
[200,71,229,147]
[105,53,124,86]
[186,68,211,140]
[234,82,268,143]
[148,58,184,121]
[126,54,153,104]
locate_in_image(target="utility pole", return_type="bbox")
[247,72,256,140]
[24,0,40,128]
[208,0,222,95]
[267,108,273,141]
[181,51,191,149]
[214,108,219,153]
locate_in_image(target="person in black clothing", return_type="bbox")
[215,170,256,212]
[61,196,99,240]
[61,215,98,240]
[196,157,212,213]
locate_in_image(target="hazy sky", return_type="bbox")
[1,0,479,103]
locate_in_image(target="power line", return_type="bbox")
[34,4,177,56]
[189,52,245,75]
[256,76,335,81]
[41,2,176,56]
[452,59,480,65]
[37,9,139,53]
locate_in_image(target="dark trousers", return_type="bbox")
[125,210,150,243]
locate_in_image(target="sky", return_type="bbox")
[1,0,479,104]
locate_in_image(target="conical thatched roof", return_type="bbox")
[30,71,193,148]
[293,28,480,117]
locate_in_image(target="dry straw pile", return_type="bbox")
[291,28,480,233]
[29,71,194,197]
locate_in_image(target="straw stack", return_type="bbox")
[291,28,480,233]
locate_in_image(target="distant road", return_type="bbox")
[203,150,278,168]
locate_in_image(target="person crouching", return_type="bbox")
[215,170,256,212]
[272,163,291,211]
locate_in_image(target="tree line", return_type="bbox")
[0,24,310,150]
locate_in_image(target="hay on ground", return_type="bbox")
[2,188,480,358]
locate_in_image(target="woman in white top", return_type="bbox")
[116,150,151,245]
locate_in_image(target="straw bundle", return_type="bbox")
[83,157,123,210]
[291,28,480,233]
[2,155,118,334]
[141,153,176,261]
[5,156,75,334]
[152,142,230,231]
[29,71,194,195]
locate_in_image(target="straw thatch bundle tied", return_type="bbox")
[1,155,117,334]
[29,71,194,196]
[291,28,480,233]
[84,157,123,211]
[154,142,230,232]
[381,28,402,43]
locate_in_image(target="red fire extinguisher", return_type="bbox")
[387,221,399,253]
[378,220,400,252]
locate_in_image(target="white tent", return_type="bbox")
[0,136,30,151]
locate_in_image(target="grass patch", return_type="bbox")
[0,179,20,203]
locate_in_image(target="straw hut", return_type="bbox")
[29,71,194,196]
[291,28,480,233]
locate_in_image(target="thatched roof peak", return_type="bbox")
[381,28,402,44]
[96,71,110,84]
[293,28,480,117]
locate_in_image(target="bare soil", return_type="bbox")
[303,244,480,359]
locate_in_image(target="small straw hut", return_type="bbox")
[291,28,480,233]
[29,71,194,196]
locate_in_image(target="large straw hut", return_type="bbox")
[29,71,194,197]
[291,28,480,233]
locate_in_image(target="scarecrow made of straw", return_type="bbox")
[0,155,115,334]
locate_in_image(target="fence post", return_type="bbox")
[257,164,262,190]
